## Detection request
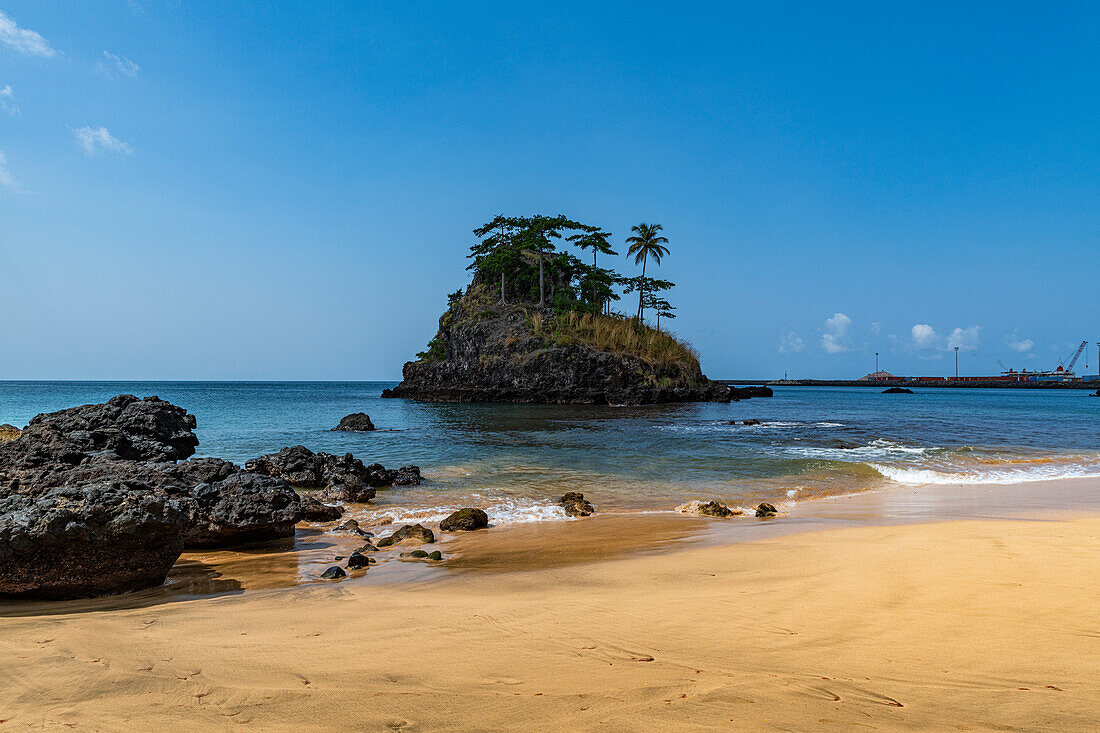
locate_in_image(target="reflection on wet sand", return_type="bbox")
[442,513,709,572]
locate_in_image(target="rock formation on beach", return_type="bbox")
[244,445,421,503]
[0,424,22,442]
[0,395,301,599]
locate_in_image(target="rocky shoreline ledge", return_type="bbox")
[0,396,419,599]
[1,396,787,600]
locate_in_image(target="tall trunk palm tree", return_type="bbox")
[625,223,670,322]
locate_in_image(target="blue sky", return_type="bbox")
[1,2,1097,380]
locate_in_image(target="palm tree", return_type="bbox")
[625,223,669,321]
[567,228,616,307]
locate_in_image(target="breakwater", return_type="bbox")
[722,379,1100,390]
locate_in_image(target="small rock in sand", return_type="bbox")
[755,502,778,517]
[439,507,489,532]
[320,566,346,580]
[346,552,375,569]
[559,492,595,517]
[333,519,371,536]
[377,523,435,547]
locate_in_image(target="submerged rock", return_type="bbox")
[376,523,435,547]
[755,502,779,517]
[729,386,773,400]
[320,566,346,580]
[403,549,430,558]
[741,419,762,426]
[332,413,375,432]
[698,501,741,518]
[559,492,595,517]
[354,541,379,553]
[299,495,344,522]
[0,424,21,443]
[882,387,913,394]
[333,519,371,536]
[439,507,489,532]
[244,445,421,503]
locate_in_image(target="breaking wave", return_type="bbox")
[870,461,1100,486]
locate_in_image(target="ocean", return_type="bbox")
[2,381,1098,525]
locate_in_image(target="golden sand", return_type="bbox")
[1,485,1098,730]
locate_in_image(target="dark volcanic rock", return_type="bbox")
[354,541,379,553]
[0,395,304,598]
[244,445,421,503]
[49,457,301,549]
[320,566,346,580]
[439,507,489,532]
[729,386,773,400]
[333,413,376,432]
[428,550,442,561]
[741,419,762,426]
[299,495,344,522]
[0,394,198,490]
[0,424,21,443]
[882,387,914,394]
[376,523,435,547]
[697,501,741,518]
[171,461,300,548]
[755,502,778,517]
[381,297,731,405]
[560,492,595,517]
[0,485,185,599]
[345,552,374,569]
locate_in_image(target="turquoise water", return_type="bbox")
[2,382,1098,524]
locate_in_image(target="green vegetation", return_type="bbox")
[416,213,695,368]
[465,213,676,320]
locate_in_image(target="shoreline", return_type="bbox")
[0,475,1096,730]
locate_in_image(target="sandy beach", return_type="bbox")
[1,478,1098,731]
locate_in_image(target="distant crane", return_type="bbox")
[1061,340,1087,374]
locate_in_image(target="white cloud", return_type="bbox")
[102,51,140,77]
[72,126,133,156]
[0,10,56,57]
[946,326,980,352]
[911,323,980,352]
[911,323,938,349]
[0,151,20,191]
[779,330,804,354]
[821,313,852,354]
[0,84,16,114]
[870,322,881,335]
[1008,331,1033,353]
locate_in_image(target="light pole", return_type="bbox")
[954,346,959,380]
[875,352,879,373]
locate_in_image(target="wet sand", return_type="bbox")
[0,478,1098,730]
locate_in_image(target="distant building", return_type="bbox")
[859,371,903,382]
